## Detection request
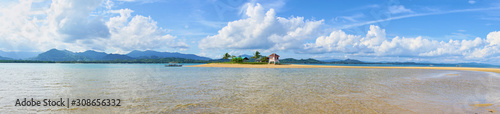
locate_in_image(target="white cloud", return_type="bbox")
[47,0,110,42]
[199,3,323,51]
[239,0,286,15]
[105,9,188,52]
[0,0,110,52]
[104,0,114,10]
[304,26,500,60]
[303,30,362,53]
[199,3,500,62]
[0,0,57,52]
[361,25,387,49]
[388,5,413,14]
[0,0,187,54]
[486,31,500,46]
[304,25,389,54]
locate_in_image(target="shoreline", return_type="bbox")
[187,63,500,74]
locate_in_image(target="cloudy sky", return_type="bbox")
[1,0,500,64]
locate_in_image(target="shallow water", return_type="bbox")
[0,63,499,113]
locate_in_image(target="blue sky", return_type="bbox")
[1,0,500,64]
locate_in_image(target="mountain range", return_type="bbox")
[0,50,40,59]
[239,54,253,58]
[30,49,211,61]
[35,49,88,61]
[1,49,498,67]
[0,56,12,60]
[319,58,342,62]
[126,50,211,60]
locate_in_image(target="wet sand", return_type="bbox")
[188,63,500,74]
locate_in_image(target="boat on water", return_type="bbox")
[165,62,183,67]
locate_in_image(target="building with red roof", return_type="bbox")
[269,53,279,64]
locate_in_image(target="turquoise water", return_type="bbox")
[0,63,499,113]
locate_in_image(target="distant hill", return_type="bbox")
[126,50,211,60]
[457,62,498,68]
[239,54,253,58]
[34,49,89,61]
[319,58,342,62]
[75,50,108,60]
[0,56,13,60]
[33,49,135,61]
[0,50,40,59]
[32,49,212,61]
[333,59,364,64]
[102,54,135,60]
[280,58,324,64]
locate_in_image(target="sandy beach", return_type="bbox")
[188,63,500,74]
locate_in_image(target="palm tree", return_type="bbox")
[222,53,231,61]
[260,56,268,62]
[251,51,261,62]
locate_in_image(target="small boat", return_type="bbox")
[165,62,183,67]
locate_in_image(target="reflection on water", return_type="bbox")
[0,63,499,113]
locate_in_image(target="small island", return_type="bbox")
[213,51,283,65]
[185,51,500,74]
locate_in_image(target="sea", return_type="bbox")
[0,63,499,113]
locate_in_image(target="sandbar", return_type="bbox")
[188,63,500,74]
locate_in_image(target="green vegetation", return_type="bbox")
[0,60,55,63]
[220,51,265,64]
[279,58,323,64]
[250,51,261,62]
[223,53,231,60]
[260,56,268,62]
[330,59,363,64]
[230,56,244,63]
[35,49,90,61]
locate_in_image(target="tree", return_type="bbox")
[250,51,261,62]
[230,56,244,63]
[260,56,268,62]
[222,53,231,60]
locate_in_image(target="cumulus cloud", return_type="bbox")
[304,26,500,60]
[199,3,323,51]
[486,31,500,46]
[303,25,388,54]
[0,0,186,53]
[104,9,188,52]
[199,3,500,61]
[0,0,57,52]
[303,30,362,53]
[47,0,110,42]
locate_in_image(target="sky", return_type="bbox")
[1,0,500,64]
